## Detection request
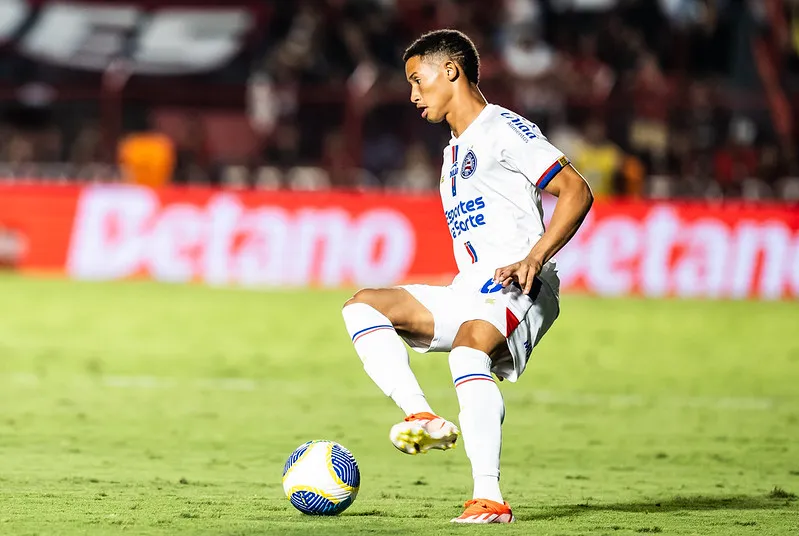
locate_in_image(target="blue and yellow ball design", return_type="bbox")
[282,440,360,515]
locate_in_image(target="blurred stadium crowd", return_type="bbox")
[2,0,799,200]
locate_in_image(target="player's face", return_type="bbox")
[405,55,452,124]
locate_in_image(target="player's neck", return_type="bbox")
[446,88,488,139]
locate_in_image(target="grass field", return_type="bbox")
[0,274,798,535]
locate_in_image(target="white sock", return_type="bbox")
[342,303,433,416]
[449,346,505,504]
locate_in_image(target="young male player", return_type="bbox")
[341,29,594,524]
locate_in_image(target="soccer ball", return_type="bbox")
[282,440,360,515]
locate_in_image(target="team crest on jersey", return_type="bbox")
[461,149,477,179]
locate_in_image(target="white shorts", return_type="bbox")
[398,262,560,382]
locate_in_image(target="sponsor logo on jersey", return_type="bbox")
[461,149,477,179]
[444,196,485,223]
[444,196,487,238]
[480,278,503,294]
[500,111,539,143]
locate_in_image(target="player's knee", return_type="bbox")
[343,289,378,309]
[344,288,412,330]
[343,289,397,323]
[451,329,481,351]
[452,320,505,356]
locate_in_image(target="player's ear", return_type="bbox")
[444,60,459,82]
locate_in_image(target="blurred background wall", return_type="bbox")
[0,0,797,298]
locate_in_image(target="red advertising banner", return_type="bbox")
[0,184,457,286]
[1,184,798,299]
[546,198,799,300]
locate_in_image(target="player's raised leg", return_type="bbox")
[341,289,459,454]
[448,320,514,524]
[342,288,433,415]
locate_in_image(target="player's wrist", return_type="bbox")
[524,251,545,269]
[526,238,555,268]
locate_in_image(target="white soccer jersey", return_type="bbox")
[439,103,570,275]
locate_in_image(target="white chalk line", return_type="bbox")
[5,373,788,411]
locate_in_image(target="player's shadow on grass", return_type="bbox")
[517,495,797,521]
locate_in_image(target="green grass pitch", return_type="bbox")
[0,274,797,535]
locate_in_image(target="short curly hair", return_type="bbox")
[402,29,480,85]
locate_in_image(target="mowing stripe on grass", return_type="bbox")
[6,373,782,411]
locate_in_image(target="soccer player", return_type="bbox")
[341,29,594,524]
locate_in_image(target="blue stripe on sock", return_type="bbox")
[453,373,493,385]
[351,324,393,341]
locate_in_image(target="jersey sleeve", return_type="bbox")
[497,126,570,190]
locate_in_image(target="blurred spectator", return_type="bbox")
[619,153,646,198]
[757,143,786,190]
[713,118,760,197]
[678,82,726,156]
[0,0,794,199]
[501,23,563,130]
[70,124,103,169]
[4,134,34,166]
[321,129,357,188]
[548,119,586,163]
[627,54,671,164]
[566,34,615,109]
[572,117,623,198]
[386,141,438,192]
[118,131,176,188]
[0,224,26,269]
[362,132,404,186]
[174,116,212,185]
[263,122,303,170]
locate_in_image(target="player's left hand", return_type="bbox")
[494,256,543,295]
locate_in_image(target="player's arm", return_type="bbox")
[495,164,593,294]
[528,164,593,267]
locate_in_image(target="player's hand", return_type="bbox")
[494,256,543,295]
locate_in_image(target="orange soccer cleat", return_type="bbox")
[450,498,515,524]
